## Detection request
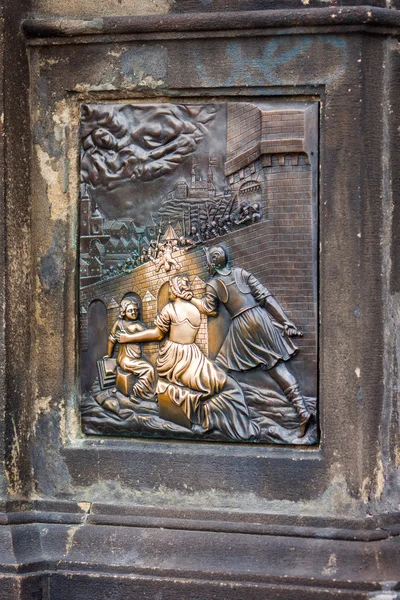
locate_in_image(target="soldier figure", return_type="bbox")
[122,257,134,274]
[205,220,218,240]
[233,204,252,227]
[189,225,202,245]
[234,202,262,227]
[180,225,202,251]
[131,249,139,267]
[250,202,261,223]
[140,248,149,264]
[217,216,231,235]
[148,239,158,260]
[179,235,188,248]
[191,245,311,437]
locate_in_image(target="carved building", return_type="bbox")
[80,191,110,254]
[225,102,317,212]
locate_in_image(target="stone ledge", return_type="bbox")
[0,520,400,599]
[42,572,400,600]
[2,500,400,541]
[22,7,400,40]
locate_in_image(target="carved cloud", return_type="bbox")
[80,103,218,190]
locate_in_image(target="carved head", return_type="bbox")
[169,275,193,302]
[91,127,117,150]
[209,245,228,273]
[120,298,139,321]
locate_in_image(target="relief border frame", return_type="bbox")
[57,86,325,511]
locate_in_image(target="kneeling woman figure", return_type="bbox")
[115,276,258,441]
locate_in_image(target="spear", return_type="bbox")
[221,193,237,219]
[205,201,211,226]
[182,211,186,238]
[211,197,224,220]
[155,218,163,258]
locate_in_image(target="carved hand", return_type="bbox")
[283,321,303,337]
[117,332,134,344]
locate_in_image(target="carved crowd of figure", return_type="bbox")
[99,202,262,279]
[101,246,311,440]
[80,177,262,283]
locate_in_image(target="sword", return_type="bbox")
[202,245,212,270]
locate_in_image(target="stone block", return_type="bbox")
[116,368,135,396]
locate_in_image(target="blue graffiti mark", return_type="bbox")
[324,37,347,49]
[192,36,347,88]
[257,37,314,85]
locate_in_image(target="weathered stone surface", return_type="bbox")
[30,0,400,20]
[36,0,174,18]
[2,0,33,500]
[21,23,392,510]
[1,0,400,598]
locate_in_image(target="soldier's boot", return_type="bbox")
[284,384,311,438]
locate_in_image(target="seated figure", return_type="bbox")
[105,297,157,402]
[115,276,258,441]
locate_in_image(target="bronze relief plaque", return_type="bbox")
[80,101,318,445]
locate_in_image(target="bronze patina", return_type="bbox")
[80,101,318,444]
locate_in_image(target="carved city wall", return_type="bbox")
[81,153,315,387]
[214,154,316,390]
